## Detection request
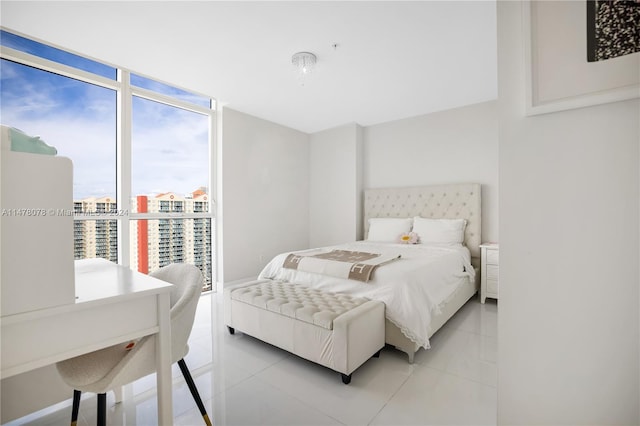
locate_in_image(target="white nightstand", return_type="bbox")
[480,243,499,303]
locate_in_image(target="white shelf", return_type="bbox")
[1,149,75,316]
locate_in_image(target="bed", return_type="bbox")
[258,183,481,363]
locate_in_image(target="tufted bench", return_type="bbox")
[224,279,385,384]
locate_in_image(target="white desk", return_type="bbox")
[1,258,174,425]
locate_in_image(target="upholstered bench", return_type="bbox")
[224,279,385,384]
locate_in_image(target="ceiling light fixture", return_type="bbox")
[291,51,316,85]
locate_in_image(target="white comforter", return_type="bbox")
[258,241,475,349]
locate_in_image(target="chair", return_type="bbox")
[56,263,212,426]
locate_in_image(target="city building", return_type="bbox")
[73,196,118,262]
[73,190,212,290]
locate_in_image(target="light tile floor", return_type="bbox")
[9,292,498,426]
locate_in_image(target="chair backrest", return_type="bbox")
[55,263,205,394]
[150,263,204,362]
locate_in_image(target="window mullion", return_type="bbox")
[117,70,132,267]
[130,212,214,220]
[1,46,120,91]
[131,86,213,115]
[210,108,218,291]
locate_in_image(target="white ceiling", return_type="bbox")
[1,1,497,134]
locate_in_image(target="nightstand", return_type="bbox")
[480,243,499,303]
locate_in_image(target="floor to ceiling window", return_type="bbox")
[130,83,213,288]
[0,30,216,290]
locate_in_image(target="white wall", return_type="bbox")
[1,365,73,423]
[497,2,639,425]
[363,101,499,242]
[226,101,500,276]
[221,107,310,283]
[309,123,363,247]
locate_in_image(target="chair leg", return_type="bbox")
[178,359,212,426]
[97,393,106,426]
[71,390,81,426]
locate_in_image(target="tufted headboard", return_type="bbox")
[363,183,482,263]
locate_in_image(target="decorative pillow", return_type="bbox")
[412,217,467,244]
[397,231,419,244]
[367,217,413,242]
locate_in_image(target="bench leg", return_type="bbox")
[227,326,235,335]
[341,374,351,385]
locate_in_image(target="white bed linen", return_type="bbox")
[258,241,475,349]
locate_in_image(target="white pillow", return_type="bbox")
[412,217,467,244]
[367,218,413,242]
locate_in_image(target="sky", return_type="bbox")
[0,30,210,201]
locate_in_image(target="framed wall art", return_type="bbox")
[523,0,640,116]
[587,0,640,62]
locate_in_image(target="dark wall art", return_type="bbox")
[587,0,640,62]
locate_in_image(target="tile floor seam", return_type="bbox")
[366,368,414,426]
[442,354,497,388]
[251,373,348,425]
[419,363,497,389]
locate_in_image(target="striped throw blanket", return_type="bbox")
[283,249,401,282]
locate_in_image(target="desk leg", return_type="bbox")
[156,292,173,425]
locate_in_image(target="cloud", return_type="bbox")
[1,58,210,200]
[131,96,209,196]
